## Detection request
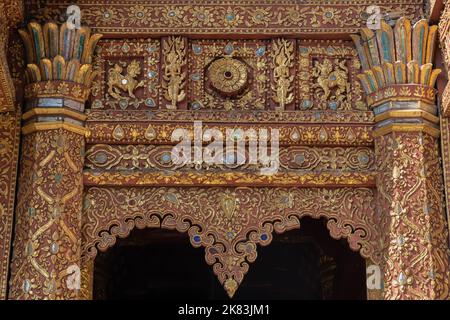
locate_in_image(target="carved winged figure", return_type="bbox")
[312,58,350,102]
[107,60,144,100]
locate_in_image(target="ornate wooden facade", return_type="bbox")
[0,0,449,299]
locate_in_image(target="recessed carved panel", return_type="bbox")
[298,41,367,111]
[88,38,368,111]
[189,39,267,110]
[90,39,160,110]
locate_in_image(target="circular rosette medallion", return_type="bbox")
[206,57,249,97]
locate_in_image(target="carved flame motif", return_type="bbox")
[162,36,187,109]
[271,39,294,110]
[107,60,144,100]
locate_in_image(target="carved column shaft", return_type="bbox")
[9,127,85,299]
[375,126,449,299]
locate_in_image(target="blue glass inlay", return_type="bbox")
[193,45,202,55]
[295,154,305,164]
[381,33,392,62]
[328,101,338,110]
[301,100,312,110]
[145,98,156,107]
[162,153,171,163]
[55,173,62,183]
[299,47,309,54]
[225,43,234,55]
[191,101,201,110]
[256,46,266,57]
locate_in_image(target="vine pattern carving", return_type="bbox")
[82,186,380,298]
[376,132,450,299]
[9,129,85,299]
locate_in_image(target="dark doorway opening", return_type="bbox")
[93,217,366,300]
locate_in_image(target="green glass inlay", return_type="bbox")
[418,28,425,63]
[32,29,41,59]
[381,33,392,62]
[396,68,403,82]
[77,36,86,60]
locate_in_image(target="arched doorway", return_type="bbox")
[82,186,379,299]
[92,217,366,300]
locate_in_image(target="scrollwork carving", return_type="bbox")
[82,186,380,298]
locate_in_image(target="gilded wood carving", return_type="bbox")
[2,0,446,302]
[82,186,380,298]
[26,1,423,35]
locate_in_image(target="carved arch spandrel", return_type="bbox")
[81,186,381,298]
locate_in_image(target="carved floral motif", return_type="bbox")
[26,1,422,35]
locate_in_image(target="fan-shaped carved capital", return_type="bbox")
[352,18,440,108]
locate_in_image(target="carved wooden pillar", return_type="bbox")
[439,0,450,247]
[0,0,24,300]
[353,18,450,299]
[8,22,101,299]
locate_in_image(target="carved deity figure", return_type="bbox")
[163,36,187,109]
[271,39,294,110]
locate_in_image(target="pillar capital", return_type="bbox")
[352,18,440,137]
[18,21,102,135]
[372,100,440,137]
